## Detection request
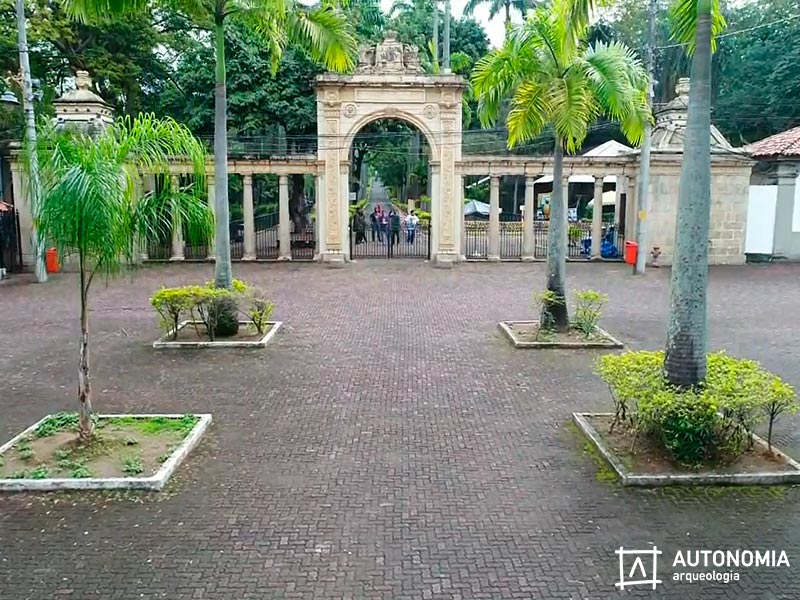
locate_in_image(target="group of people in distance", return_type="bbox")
[352,204,420,246]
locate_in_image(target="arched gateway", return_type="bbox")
[315,32,465,265]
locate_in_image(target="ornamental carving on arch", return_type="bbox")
[423,104,436,119]
[343,103,357,118]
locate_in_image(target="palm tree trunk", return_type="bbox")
[77,256,93,441]
[545,140,568,331]
[212,16,233,290]
[504,2,511,35]
[664,0,713,387]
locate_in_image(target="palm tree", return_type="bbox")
[33,115,212,440]
[663,0,726,387]
[472,7,648,331]
[63,0,356,290]
[463,0,535,35]
[559,0,726,388]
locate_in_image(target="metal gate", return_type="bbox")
[0,209,22,273]
[350,221,430,259]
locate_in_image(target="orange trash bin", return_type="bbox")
[45,247,60,273]
[624,241,638,265]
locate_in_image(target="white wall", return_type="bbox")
[793,174,800,233]
[745,185,778,254]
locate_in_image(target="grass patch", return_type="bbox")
[122,456,144,476]
[34,412,80,437]
[104,415,199,436]
[566,421,619,484]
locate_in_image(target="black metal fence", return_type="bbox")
[291,224,316,261]
[464,219,624,261]
[0,209,22,273]
[255,212,279,259]
[351,221,430,259]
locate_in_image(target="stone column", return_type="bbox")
[488,175,501,262]
[278,175,292,260]
[591,175,604,259]
[774,163,799,257]
[10,163,34,267]
[522,176,536,261]
[170,174,184,261]
[241,173,256,260]
[625,176,638,242]
[206,175,216,260]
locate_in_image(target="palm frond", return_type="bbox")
[287,5,357,73]
[507,81,552,146]
[59,0,149,23]
[669,0,726,54]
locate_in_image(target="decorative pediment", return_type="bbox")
[356,31,422,74]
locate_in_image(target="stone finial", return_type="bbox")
[675,78,690,99]
[53,70,114,133]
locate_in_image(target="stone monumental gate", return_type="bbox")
[314,33,465,265]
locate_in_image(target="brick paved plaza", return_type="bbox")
[2,261,800,599]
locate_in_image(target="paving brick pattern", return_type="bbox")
[2,262,800,599]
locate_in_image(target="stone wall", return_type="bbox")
[644,153,752,266]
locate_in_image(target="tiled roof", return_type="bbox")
[748,126,800,158]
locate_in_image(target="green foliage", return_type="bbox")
[122,456,144,476]
[35,412,80,437]
[472,7,650,152]
[572,289,608,337]
[72,465,92,478]
[151,287,198,340]
[568,226,583,244]
[210,296,240,338]
[16,439,34,461]
[30,465,51,480]
[534,289,561,333]
[10,469,28,479]
[596,351,797,467]
[106,415,199,436]
[241,287,275,336]
[123,436,139,446]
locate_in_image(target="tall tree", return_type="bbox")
[463,0,536,35]
[63,0,356,290]
[472,6,648,330]
[33,115,211,440]
[663,0,726,386]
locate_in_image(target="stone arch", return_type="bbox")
[314,32,465,265]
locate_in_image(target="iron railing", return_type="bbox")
[351,220,430,260]
[0,209,22,273]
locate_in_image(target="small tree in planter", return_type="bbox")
[33,114,212,441]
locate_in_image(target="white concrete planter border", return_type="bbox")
[0,413,212,492]
[498,321,624,349]
[153,320,282,349]
[573,412,800,487]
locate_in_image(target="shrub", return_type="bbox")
[151,281,275,341]
[596,351,797,467]
[240,286,275,335]
[568,225,583,244]
[151,287,197,340]
[572,289,608,337]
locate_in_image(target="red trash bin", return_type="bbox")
[624,241,638,265]
[45,248,60,273]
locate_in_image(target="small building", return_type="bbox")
[746,126,800,260]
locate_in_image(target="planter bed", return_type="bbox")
[574,412,800,486]
[499,320,623,349]
[0,413,211,492]
[153,320,282,349]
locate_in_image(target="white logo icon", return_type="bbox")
[615,546,662,590]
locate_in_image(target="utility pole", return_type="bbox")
[442,0,451,73]
[15,0,46,282]
[634,0,656,275]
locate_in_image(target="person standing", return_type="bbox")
[370,207,379,242]
[389,210,401,248]
[405,210,419,244]
[379,207,389,243]
[354,210,367,244]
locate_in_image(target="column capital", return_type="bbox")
[243,173,253,184]
[490,175,501,185]
[279,174,289,185]
[525,176,536,188]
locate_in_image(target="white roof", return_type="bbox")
[584,140,633,157]
[534,174,617,184]
[587,190,618,207]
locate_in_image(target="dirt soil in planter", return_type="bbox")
[510,323,610,344]
[588,414,797,475]
[0,415,199,480]
[173,323,271,343]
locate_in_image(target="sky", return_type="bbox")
[379,0,512,49]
